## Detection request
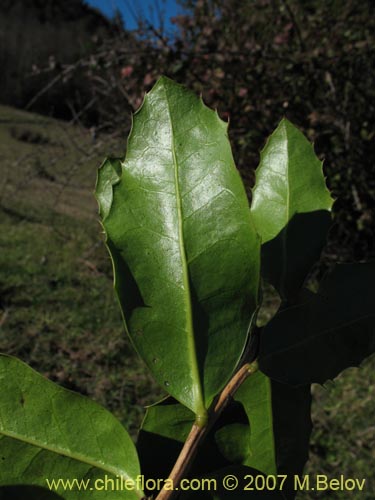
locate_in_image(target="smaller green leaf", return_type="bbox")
[233,372,276,475]
[0,355,144,500]
[137,398,239,484]
[214,424,250,465]
[251,119,333,301]
[233,371,312,500]
[196,378,311,500]
[137,373,311,500]
[259,262,375,385]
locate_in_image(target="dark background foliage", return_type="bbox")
[3,0,372,262]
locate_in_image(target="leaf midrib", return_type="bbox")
[161,81,206,419]
[0,429,143,498]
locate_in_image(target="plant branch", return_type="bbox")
[280,0,305,51]
[155,361,258,500]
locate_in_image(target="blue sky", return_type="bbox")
[86,0,181,31]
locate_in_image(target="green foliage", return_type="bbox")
[259,262,375,385]
[96,77,260,417]
[80,0,375,262]
[170,0,375,262]
[2,0,374,261]
[251,119,333,301]
[1,79,375,500]
[138,372,311,499]
[251,119,333,245]
[0,355,143,499]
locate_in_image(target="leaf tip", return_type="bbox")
[151,75,178,95]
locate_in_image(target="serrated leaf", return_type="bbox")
[96,77,260,418]
[251,119,333,243]
[0,355,143,500]
[259,262,375,385]
[251,119,333,301]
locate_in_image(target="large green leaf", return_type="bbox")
[0,355,143,500]
[137,374,311,500]
[96,77,260,419]
[251,119,333,301]
[259,262,375,385]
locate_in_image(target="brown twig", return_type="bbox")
[155,361,258,500]
[280,0,305,51]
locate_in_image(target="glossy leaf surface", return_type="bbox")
[96,77,260,417]
[259,262,375,385]
[0,355,143,500]
[251,119,333,300]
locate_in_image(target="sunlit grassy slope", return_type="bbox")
[0,105,374,497]
[0,104,163,435]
